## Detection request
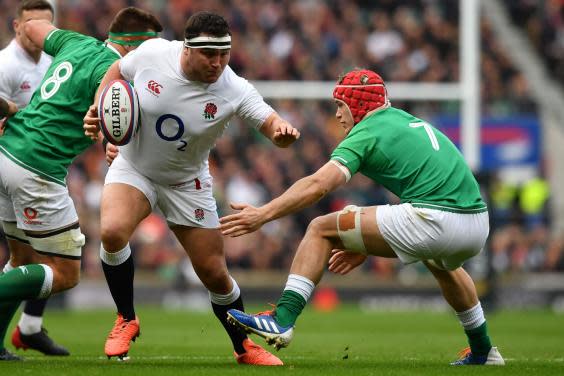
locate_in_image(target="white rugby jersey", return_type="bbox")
[0,39,52,108]
[119,38,274,185]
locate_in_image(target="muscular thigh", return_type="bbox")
[101,183,152,236]
[7,239,40,265]
[313,206,396,258]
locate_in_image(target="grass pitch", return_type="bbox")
[0,305,562,375]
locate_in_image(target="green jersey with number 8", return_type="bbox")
[330,106,486,213]
[0,29,120,186]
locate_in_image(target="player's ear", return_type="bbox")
[13,19,20,34]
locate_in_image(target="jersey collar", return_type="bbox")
[104,42,122,58]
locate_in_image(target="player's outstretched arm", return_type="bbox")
[259,112,300,148]
[220,161,346,237]
[23,19,55,51]
[83,61,124,141]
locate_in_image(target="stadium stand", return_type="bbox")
[0,0,562,282]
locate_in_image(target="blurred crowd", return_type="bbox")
[506,0,564,88]
[1,0,563,282]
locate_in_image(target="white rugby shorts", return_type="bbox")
[0,152,79,232]
[376,203,489,270]
[105,155,219,228]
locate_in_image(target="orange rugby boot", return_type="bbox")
[104,314,140,360]
[234,338,283,366]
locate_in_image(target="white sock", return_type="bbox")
[100,243,131,266]
[456,302,486,330]
[284,274,315,302]
[18,313,43,335]
[38,264,53,299]
[209,276,241,305]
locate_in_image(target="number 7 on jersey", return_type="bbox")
[409,121,440,151]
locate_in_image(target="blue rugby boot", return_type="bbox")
[227,308,294,350]
[450,346,505,365]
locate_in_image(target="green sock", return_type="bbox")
[0,264,48,301]
[465,322,492,356]
[273,290,307,327]
[0,300,20,351]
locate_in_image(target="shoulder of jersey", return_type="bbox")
[139,37,173,51]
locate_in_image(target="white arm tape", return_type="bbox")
[330,160,352,182]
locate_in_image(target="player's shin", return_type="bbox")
[456,302,492,356]
[100,244,136,321]
[0,301,19,352]
[0,264,52,301]
[210,276,247,354]
[274,274,315,327]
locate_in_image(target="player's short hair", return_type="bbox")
[16,0,54,18]
[109,7,163,34]
[184,11,231,40]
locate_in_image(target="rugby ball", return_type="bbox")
[98,79,139,146]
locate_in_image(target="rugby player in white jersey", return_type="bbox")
[0,0,69,358]
[83,11,299,365]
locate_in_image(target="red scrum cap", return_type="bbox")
[332,69,390,125]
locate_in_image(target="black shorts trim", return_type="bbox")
[25,222,80,239]
[4,234,30,244]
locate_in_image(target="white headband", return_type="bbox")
[184,35,231,49]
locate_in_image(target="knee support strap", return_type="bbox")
[336,205,366,253]
[27,228,85,259]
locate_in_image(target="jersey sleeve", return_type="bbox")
[0,68,15,101]
[235,81,274,130]
[43,29,85,57]
[330,127,375,176]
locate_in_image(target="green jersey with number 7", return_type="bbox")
[0,29,120,186]
[330,106,487,213]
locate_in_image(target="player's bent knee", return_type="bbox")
[52,263,81,293]
[100,225,130,251]
[27,227,85,260]
[307,214,337,237]
[336,205,366,253]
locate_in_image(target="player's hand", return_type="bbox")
[220,203,267,237]
[328,249,367,275]
[272,122,300,148]
[105,142,119,166]
[83,104,101,141]
[0,119,5,137]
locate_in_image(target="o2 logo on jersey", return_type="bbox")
[155,114,187,151]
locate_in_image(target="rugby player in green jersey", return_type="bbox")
[0,7,162,361]
[222,69,505,365]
